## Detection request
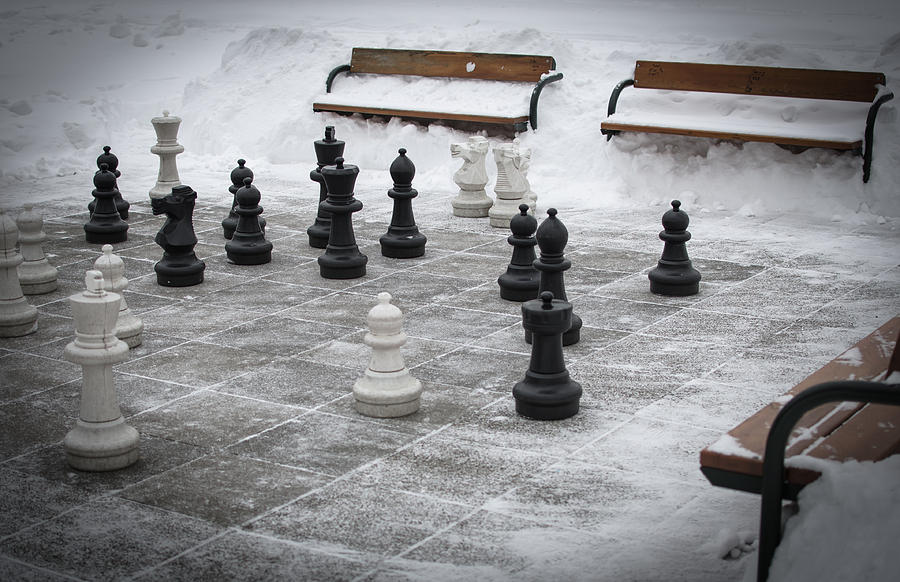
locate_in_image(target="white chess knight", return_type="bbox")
[64,270,139,471]
[149,110,184,200]
[488,142,531,228]
[93,244,143,348]
[513,138,537,213]
[450,135,493,217]
[353,292,423,418]
[0,208,39,337]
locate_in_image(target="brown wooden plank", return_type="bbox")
[349,48,555,82]
[600,121,861,150]
[313,102,528,125]
[633,61,885,102]
[802,404,900,462]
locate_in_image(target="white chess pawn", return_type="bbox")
[353,292,423,418]
[64,270,139,471]
[488,142,530,228]
[93,244,143,348]
[16,204,58,294]
[0,208,38,337]
[149,110,184,200]
[450,135,493,217]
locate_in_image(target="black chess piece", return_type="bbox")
[498,203,540,301]
[225,177,273,265]
[307,126,345,248]
[152,185,205,286]
[221,159,265,239]
[513,291,583,420]
[318,157,367,279]
[88,146,129,220]
[84,163,128,244]
[526,208,581,346]
[380,148,427,258]
[648,200,701,296]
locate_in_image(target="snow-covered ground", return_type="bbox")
[1,1,899,580]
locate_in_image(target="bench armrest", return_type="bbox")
[529,72,563,130]
[602,79,635,140]
[863,90,894,183]
[325,64,352,93]
[757,380,900,582]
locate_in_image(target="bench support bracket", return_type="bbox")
[601,78,635,140]
[325,64,351,93]
[862,91,894,183]
[529,72,564,130]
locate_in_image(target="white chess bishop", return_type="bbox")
[353,292,423,418]
[93,244,143,348]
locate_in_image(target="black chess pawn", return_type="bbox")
[307,126,345,248]
[513,291,583,420]
[318,157,367,279]
[648,200,701,296]
[380,148,427,258]
[84,163,128,244]
[226,177,273,265]
[526,208,581,346]
[152,185,205,286]
[88,146,130,220]
[221,159,265,239]
[498,203,540,301]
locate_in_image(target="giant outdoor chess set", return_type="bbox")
[1,113,898,580]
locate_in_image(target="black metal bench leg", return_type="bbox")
[862,91,894,183]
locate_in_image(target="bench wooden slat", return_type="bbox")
[600,121,862,150]
[350,48,555,83]
[802,403,900,462]
[634,61,885,102]
[312,102,529,125]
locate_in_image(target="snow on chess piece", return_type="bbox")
[0,209,38,337]
[513,138,537,213]
[648,199,701,296]
[152,185,205,286]
[450,135,492,217]
[528,208,581,346]
[64,269,139,471]
[88,146,129,219]
[84,163,128,244]
[149,110,184,200]
[513,291,582,420]
[380,148,427,259]
[307,126,345,248]
[489,142,530,228]
[93,244,143,348]
[318,157,367,279]
[353,292,423,418]
[498,204,540,301]
[225,177,273,265]
[16,204,58,294]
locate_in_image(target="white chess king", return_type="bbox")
[149,110,184,199]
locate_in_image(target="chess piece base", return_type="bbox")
[648,264,701,297]
[498,273,540,302]
[64,416,140,471]
[451,190,493,218]
[84,228,127,245]
[154,258,205,287]
[225,240,273,265]
[307,222,330,249]
[18,265,59,295]
[318,254,367,279]
[380,234,426,259]
[513,371,582,421]
[116,314,144,348]
[0,301,39,337]
[354,369,423,418]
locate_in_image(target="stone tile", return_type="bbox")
[568,361,680,414]
[205,315,350,358]
[410,251,507,281]
[404,304,520,344]
[126,267,253,298]
[261,258,391,290]
[354,270,483,309]
[749,319,872,360]
[570,295,682,333]
[586,332,734,381]
[569,247,658,273]
[0,402,69,463]
[0,313,73,352]
[120,452,329,526]
[363,246,455,272]
[592,272,725,306]
[0,557,75,581]
[216,356,359,407]
[229,412,418,476]
[202,249,313,280]
[689,257,767,285]
[0,353,80,403]
[248,479,471,557]
[117,341,278,388]
[135,530,373,581]
[1,496,221,580]
[277,290,376,329]
[414,346,529,392]
[202,278,334,313]
[298,331,455,370]
[422,229,507,253]
[0,468,91,537]
[639,306,787,347]
[705,349,826,396]
[799,278,900,330]
[131,390,300,448]
[138,301,266,340]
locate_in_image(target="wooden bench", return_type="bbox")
[600,61,894,182]
[313,48,563,132]
[699,315,900,500]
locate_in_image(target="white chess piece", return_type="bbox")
[93,244,143,348]
[353,292,423,418]
[64,270,139,471]
[450,136,493,217]
[488,143,530,228]
[513,138,537,213]
[16,204,58,295]
[0,209,38,337]
[149,110,184,200]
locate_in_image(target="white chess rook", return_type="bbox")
[488,142,530,228]
[0,209,39,337]
[450,136,493,217]
[64,270,139,471]
[16,204,58,294]
[353,292,423,418]
[149,110,184,200]
[93,244,143,348]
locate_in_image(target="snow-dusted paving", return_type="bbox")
[1,170,897,580]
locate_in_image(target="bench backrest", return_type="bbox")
[349,48,556,83]
[633,61,885,102]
